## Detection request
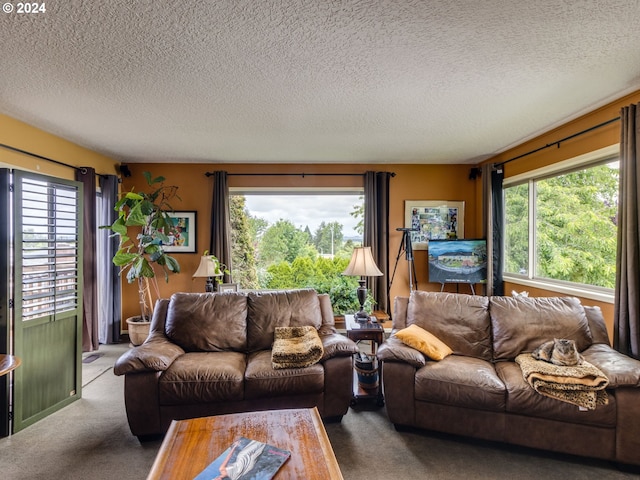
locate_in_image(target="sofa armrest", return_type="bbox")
[582,343,640,387]
[320,333,358,361]
[114,333,185,375]
[377,337,426,368]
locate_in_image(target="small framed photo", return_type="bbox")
[158,211,197,253]
[218,283,239,293]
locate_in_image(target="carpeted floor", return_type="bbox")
[0,342,638,479]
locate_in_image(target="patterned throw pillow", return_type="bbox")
[271,326,324,369]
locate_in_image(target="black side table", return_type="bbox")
[345,315,385,406]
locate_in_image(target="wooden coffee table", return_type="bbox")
[147,407,343,480]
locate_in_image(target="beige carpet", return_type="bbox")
[0,342,638,480]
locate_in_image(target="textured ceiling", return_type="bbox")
[1,0,640,165]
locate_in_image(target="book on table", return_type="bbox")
[193,436,291,480]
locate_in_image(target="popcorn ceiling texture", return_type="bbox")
[0,0,639,164]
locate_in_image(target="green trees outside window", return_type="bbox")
[229,194,368,314]
[504,160,618,289]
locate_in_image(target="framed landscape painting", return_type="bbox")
[404,200,464,250]
[158,211,197,253]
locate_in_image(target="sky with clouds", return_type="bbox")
[243,194,363,238]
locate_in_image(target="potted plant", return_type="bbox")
[102,171,181,345]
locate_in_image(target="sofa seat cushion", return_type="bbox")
[407,291,492,360]
[582,344,640,387]
[158,352,246,405]
[495,361,616,427]
[490,296,593,361]
[415,355,506,412]
[244,350,324,399]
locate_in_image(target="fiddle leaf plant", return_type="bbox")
[102,171,181,321]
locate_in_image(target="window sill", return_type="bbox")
[503,275,614,304]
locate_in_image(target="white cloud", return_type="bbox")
[243,194,363,237]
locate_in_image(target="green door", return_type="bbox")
[11,171,83,432]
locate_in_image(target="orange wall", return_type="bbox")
[0,114,118,178]
[119,163,480,321]
[4,85,638,341]
[483,89,640,341]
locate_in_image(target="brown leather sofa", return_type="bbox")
[114,289,358,437]
[378,291,640,466]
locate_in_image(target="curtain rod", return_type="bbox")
[495,116,621,168]
[0,142,106,178]
[204,172,396,177]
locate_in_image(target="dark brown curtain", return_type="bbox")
[364,171,392,315]
[482,163,504,296]
[76,167,98,352]
[614,103,640,359]
[209,171,233,282]
[98,175,121,344]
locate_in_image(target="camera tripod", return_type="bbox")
[389,228,418,293]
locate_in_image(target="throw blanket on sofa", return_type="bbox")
[272,326,324,369]
[515,353,609,410]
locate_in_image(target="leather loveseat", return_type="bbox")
[114,289,358,437]
[378,291,640,466]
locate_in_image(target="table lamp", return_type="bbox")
[342,246,383,321]
[192,255,224,292]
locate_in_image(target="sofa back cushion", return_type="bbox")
[407,291,492,360]
[583,305,611,346]
[246,289,323,352]
[317,293,338,335]
[490,296,593,361]
[392,296,410,331]
[165,292,248,352]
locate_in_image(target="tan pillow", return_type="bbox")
[394,324,452,361]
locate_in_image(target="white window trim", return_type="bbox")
[503,143,619,303]
[504,274,615,304]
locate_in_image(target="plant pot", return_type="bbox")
[126,316,151,346]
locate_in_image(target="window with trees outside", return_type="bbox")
[229,191,367,315]
[503,153,619,296]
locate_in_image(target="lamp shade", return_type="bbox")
[342,247,383,277]
[192,256,224,278]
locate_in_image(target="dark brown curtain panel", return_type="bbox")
[364,171,392,315]
[614,103,640,359]
[76,167,98,352]
[209,171,233,283]
[98,174,120,344]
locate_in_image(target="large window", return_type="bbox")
[229,190,365,314]
[504,154,619,293]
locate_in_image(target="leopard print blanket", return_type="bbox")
[271,326,324,369]
[516,353,609,410]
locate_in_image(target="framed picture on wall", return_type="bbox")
[218,283,239,293]
[404,200,464,250]
[156,211,197,253]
